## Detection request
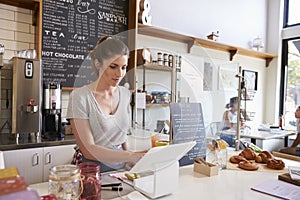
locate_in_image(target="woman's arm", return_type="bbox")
[291,133,300,148]
[70,119,144,164]
[223,111,231,128]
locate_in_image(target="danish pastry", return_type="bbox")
[238,160,259,171]
[239,148,256,160]
[229,155,247,164]
[266,159,285,170]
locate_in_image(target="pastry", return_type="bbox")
[266,159,285,170]
[255,151,273,163]
[238,161,259,171]
[239,148,256,160]
[229,155,247,164]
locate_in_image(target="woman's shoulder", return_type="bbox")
[118,86,131,97]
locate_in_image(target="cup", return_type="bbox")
[216,148,227,169]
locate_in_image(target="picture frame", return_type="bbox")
[218,65,238,91]
[242,70,258,91]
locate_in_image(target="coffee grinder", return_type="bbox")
[42,82,63,139]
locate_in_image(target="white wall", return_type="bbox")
[137,34,267,131]
[148,0,267,50]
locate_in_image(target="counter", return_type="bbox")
[30,154,300,200]
[0,133,76,151]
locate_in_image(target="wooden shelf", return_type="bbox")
[138,24,277,67]
[146,103,170,107]
[0,0,39,10]
[137,63,173,72]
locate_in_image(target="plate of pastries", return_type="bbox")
[229,148,285,171]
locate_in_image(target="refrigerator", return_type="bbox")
[10,57,42,134]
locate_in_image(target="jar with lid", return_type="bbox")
[49,164,81,200]
[79,162,101,200]
[157,52,163,65]
[161,91,171,103]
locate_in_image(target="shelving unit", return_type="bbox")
[138,24,277,67]
[136,57,177,130]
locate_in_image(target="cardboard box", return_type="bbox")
[0,167,19,179]
[193,158,219,177]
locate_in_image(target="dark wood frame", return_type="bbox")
[242,69,258,91]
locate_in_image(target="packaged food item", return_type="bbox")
[79,162,101,200]
[0,176,28,196]
[0,167,19,179]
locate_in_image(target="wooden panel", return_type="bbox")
[0,0,38,10]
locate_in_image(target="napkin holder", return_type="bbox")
[194,157,219,176]
[133,161,179,199]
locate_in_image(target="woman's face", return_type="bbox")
[97,55,128,87]
[295,108,300,118]
[232,102,239,110]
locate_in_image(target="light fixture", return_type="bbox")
[0,44,4,69]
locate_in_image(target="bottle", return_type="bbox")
[279,115,283,129]
[79,162,101,200]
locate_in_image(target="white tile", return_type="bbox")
[30,25,35,34]
[15,32,34,43]
[0,19,29,32]
[62,91,71,100]
[0,3,30,14]
[0,40,29,51]
[0,8,14,20]
[2,49,15,60]
[29,43,36,49]
[0,29,14,40]
[15,12,32,24]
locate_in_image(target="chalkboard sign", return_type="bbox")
[170,103,206,166]
[42,0,129,88]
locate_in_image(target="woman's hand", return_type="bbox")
[128,150,147,164]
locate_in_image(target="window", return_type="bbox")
[284,0,300,27]
[280,38,300,127]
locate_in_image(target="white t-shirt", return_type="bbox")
[66,85,131,168]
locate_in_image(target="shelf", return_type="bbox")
[146,103,170,107]
[138,24,277,67]
[137,63,173,72]
[0,0,39,10]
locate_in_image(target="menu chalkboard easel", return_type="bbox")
[170,103,206,166]
[42,0,131,89]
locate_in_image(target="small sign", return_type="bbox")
[170,103,206,166]
[24,61,33,79]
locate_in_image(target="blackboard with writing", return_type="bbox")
[42,0,129,88]
[170,103,206,166]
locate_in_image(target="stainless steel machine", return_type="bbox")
[11,57,42,134]
[42,82,63,139]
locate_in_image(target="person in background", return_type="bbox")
[220,97,242,147]
[67,36,145,172]
[279,106,300,156]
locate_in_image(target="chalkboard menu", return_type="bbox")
[42,0,129,88]
[170,103,206,166]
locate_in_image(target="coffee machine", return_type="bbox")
[42,82,63,139]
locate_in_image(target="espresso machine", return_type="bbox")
[42,82,63,139]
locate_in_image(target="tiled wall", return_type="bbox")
[0,3,36,133]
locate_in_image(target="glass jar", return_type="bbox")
[49,164,81,200]
[79,162,101,200]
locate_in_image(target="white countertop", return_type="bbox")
[30,156,300,200]
[220,129,295,140]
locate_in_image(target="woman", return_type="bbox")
[220,97,241,147]
[67,36,144,172]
